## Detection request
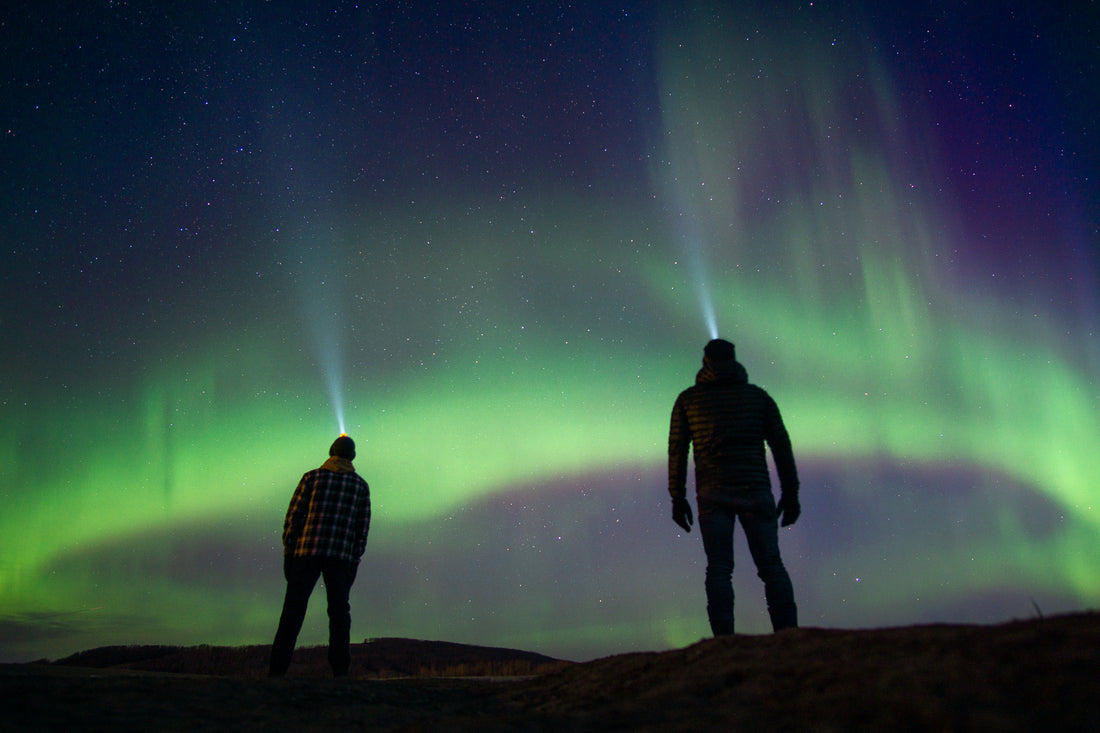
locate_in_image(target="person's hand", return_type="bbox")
[672,496,694,532]
[777,493,800,527]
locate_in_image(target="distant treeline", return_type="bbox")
[54,639,570,679]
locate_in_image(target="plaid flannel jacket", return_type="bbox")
[283,461,371,562]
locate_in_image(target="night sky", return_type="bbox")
[2,1,1098,663]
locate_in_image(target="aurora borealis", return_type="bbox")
[2,1,1097,663]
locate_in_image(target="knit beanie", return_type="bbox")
[703,338,735,362]
[329,434,356,460]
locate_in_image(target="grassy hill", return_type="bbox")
[4,612,1096,731]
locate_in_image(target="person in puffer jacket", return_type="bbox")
[668,338,800,635]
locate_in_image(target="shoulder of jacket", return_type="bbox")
[749,385,782,409]
[674,386,700,406]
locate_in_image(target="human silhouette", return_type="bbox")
[668,339,800,635]
[269,434,371,676]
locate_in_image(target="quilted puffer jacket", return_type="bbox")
[668,359,798,508]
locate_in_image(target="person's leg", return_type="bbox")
[269,556,322,676]
[741,502,798,631]
[698,506,736,636]
[321,559,359,676]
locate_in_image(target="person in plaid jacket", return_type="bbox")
[269,434,371,677]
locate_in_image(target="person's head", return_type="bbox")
[703,338,735,365]
[330,434,356,460]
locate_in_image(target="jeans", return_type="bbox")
[269,555,359,676]
[698,495,797,635]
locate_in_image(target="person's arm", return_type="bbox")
[764,397,801,526]
[764,397,798,493]
[353,479,371,558]
[668,395,692,501]
[282,475,311,552]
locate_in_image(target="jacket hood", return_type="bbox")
[696,358,748,386]
[321,456,356,473]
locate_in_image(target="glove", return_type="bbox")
[776,493,801,527]
[672,496,694,533]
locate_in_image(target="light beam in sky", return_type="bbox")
[313,311,347,437]
[289,224,349,437]
[655,80,722,340]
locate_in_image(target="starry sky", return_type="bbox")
[2,1,1098,663]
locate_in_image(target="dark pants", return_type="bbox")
[698,497,797,635]
[269,555,359,676]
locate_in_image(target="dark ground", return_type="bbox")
[3,613,1098,732]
